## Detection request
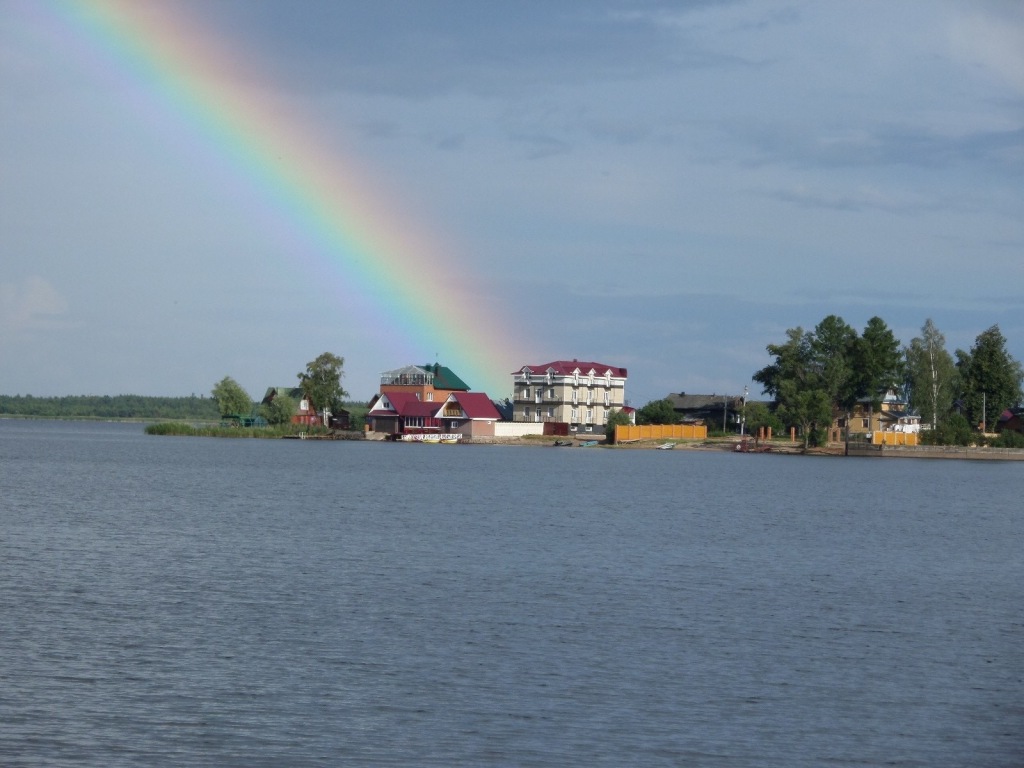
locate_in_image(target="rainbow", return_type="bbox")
[40,0,535,396]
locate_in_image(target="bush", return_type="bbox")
[924,413,974,446]
[991,430,1024,448]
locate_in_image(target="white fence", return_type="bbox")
[493,422,546,438]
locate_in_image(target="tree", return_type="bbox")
[743,401,782,440]
[775,381,832,450]
[856,316,904,407]
[298,352,349,416]
[811,315,859,410]
[754,324,835,447]
[753,327,814,400]
[211,376,253,417]
[605,408,634,442]
[635,398,679,426]
[904,319,956,430]
[261,392,296,425]
[955,325,1024,432]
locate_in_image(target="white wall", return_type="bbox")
[494,422,546,438]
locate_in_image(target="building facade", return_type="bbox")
[512,360,627,432]
[378,363,470,404]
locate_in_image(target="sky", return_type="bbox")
[2,0,1022,406]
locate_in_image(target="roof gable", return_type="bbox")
[444,392,501,420]
[514,360,628,378]
[419,363,470,391]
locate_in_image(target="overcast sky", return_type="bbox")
[2,0,1022,405]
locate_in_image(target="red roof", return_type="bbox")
[514,360,627,378]
[447,392,501,420]
[370,390,500,420]
[368,391,438,418]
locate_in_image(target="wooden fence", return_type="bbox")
[615,424,708,442]
[871,431,919,446]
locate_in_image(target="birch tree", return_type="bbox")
[904,319,956,430]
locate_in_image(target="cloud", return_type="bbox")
[760,183,944,214]
[0,276,68,338]
[949,5,1024,96]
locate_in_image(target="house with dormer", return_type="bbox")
[366,390,501,440]
[835,389,920,436]
[512,360,627,432]
[261,386,321,426]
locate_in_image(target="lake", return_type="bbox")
[1,420,1022,766]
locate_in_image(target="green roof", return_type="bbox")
[418,363,469,391]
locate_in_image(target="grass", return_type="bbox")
[145,422,333,439]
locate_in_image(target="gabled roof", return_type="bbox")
[514,360,627,378]
[443,392,501,420]
[370,390,501,421]
[666,393,743,410]
[262,386,306,404]
[367,391,437,418]
[419,363,470,391]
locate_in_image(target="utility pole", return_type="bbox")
[741,386,748,436]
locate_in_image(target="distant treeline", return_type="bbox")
[0,394,221,421]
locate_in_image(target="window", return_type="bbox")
[572,389,579,405]
[604,392,610,406]
[571,408,579,423]
[426,392,433,401]
[548,388,555,399]
[862,418,869,428]
[547,407,554,419]
[525,407,531,421]
[586,408,593,423]
[524,387,531,400]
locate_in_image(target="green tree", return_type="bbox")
[298,352,349,416]
[261,393,296,425]
[856,316,904,406]
[605,408,634,442]
[811,315,859,409]
[743,401,782,440]
[635,398,680,425]
[754,325,833,446]
[211,376,253,417]
[753,327,814,399]
[955,325,1024,432]
[904,319,957,430]
[775,381,832,449]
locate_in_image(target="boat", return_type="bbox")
[552,440,573,447]
[578,440,598,447]
[420,435,441,444]
[657,442,675,450]
[440,438,459,444]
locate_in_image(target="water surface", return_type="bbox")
[1,421,1021,766]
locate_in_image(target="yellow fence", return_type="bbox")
[871,431,919,446]
[615,424,708,442]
